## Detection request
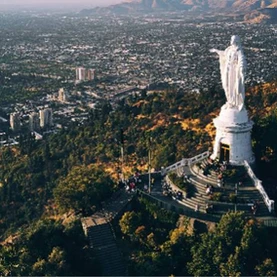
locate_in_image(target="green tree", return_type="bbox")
[54,164,113,214]
[188,212,246,276]
[161,226,192,276]
[47,247,68,275]
[188,232,220,276]
[31,259,47,276]
[119,211,141,238]
[220,247,241,277]
[255,258,276,276]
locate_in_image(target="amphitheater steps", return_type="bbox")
[167,159,273,218]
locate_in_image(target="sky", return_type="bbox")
[0,0,123,6]
[0,0,125,10]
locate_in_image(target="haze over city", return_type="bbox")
[0,0,123,10]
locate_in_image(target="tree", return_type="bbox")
[256,258,276,276]
[187,212,277,276]
[188,212,246,276]
[119,211,141,239]
[31,259,47,276]
[215,211,245,250]
[47,247,68,275]
[0,244,19,276]
[188,232,220,276]
[220,247,241,277]
[54,164,113,214]
[162,226,192,276]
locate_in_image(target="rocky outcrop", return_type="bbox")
[244,7,277,23]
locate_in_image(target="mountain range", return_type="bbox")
[80,0,277,23]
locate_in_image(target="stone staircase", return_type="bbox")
[166,158,272,218]
[81,189,134,276]
[102,189,134,221]
[87,223,117,249]
[87,222,126,276]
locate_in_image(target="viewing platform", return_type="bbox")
[159,153,276,222]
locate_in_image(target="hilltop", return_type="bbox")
[0,77,276,274]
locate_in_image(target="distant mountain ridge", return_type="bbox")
[80,0,277,23]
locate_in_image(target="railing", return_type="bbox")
[244,160,275,213]
[263,219,277,227]
[161,159,189,176]
[161,151,210,176]
[189,151,210,165]
[136,189,220,223]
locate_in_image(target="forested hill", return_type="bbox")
[0,80,276,275]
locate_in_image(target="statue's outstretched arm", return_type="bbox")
[210,49,224,56]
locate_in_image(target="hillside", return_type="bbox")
[244,6,277,23]
[0,79,276,274]
[80,0,277,23]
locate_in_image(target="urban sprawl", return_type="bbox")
[0,12,276,144]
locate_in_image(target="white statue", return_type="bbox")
[210,35,246,111]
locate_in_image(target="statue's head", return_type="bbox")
[230,35,241,47]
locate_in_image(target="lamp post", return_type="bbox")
[235,182,238,212]
[120,128,125,183]
[148,137,152,194]
[121,144,124,183]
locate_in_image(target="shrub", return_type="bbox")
[168,172,190,193]
[229,193,237,203]
[222,167,246,182]
[210,192,223,202]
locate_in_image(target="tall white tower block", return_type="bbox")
[211,106,255,165]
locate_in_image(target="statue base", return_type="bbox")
[210,106,255,165]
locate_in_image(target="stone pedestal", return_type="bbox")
[211,105,255,165]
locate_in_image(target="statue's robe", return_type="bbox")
[218,45,246,111]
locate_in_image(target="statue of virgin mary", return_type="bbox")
[210,35,246,111]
